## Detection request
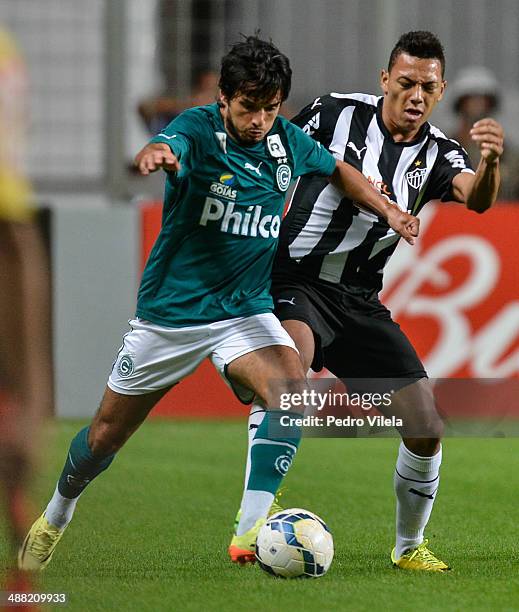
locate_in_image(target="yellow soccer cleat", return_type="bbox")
[229,489,285,564]
[228,517,265,564]
[391,539,451,572]
[232,487,285,535]
[18,513,66,571]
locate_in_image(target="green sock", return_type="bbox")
[57,427,115,499]
[247,410,302,493]
[236,410,302,536]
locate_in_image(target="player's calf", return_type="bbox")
[18,424,115,571]
[387,377,446,564]
[230,409,302,564]
[19,388,165,570]
[226,343,307,564]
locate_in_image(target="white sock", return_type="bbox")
[236,490,274,536]
[45,485,80,529]
[394,442,442,558]
[236,404,268,536]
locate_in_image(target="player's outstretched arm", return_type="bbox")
[134,142,181,176]
[451,118,504,213]
[330,160,420,245]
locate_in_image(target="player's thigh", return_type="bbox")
[322,309,441,437]
[272,282,337,374]
[281,319,315,373]
[226,344,305,409]
[95,318,212,453]
[211,313,305,409]
[323,305,426,381]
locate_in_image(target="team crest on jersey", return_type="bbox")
[405,166,427,190]
[117,354,134,378]
[267,134,287,158]
[276,164,292,191]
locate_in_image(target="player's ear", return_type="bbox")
[437,79,447,102]
[380,69,389,96]
[217,90,228,109]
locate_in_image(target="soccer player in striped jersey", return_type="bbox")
[237,31,504,571]
[18,35,419,572]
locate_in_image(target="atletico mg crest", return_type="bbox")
[405,166,427,190]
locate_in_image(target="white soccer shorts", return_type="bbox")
[107,313,297,402]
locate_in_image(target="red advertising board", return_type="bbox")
[140,202,519,418]
[380,205,519,378]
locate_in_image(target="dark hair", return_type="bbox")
[388,31,446,77]
[219,35,292,103]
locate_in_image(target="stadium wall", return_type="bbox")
[53,207,140,418]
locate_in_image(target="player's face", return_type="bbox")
[380,53,446,140]
[220,91,283,144]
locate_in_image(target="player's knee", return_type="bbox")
[397,379,444,439]
[404,435,442,456]
[428,415,444,440]
[269,378,307,414]
[406,410,444,441]
[418,399,444,440]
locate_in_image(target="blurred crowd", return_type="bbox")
[448,66,519,201]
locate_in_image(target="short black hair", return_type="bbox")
[388,31,446,77]
[219,35,292,104]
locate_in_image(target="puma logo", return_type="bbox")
[347,141,367,160]
[278,297,296,306]
[244,161,263,176]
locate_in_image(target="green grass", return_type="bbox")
[3,420,519,611]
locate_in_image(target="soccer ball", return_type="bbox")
[255,508,334,578]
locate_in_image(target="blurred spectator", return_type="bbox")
[137,67,295,137]
[0,24,52,586]
[449,66,519,201]
[138,68,219,134]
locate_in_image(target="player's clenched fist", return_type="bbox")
[385,203,420,245]
[134,143,181,175]
[470,118,504,164]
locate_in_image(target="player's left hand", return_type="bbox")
[385,203,420,245]
[470,118,504,164]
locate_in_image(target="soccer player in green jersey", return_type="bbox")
[18,36,418,571]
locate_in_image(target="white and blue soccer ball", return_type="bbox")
[255,508,334,578]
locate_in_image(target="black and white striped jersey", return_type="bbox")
[275,93,474,290]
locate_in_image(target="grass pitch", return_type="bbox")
[2,419,519,611]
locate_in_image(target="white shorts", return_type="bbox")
[107,313,297,402]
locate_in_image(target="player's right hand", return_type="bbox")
[385,202,420,245]
[134,143,181,175]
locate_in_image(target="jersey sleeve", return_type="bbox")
[149,107,209,178]
[290,94,338,146]
[284,120,336,179]
[429,139,475,202]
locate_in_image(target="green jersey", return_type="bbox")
[136,103,336,327]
